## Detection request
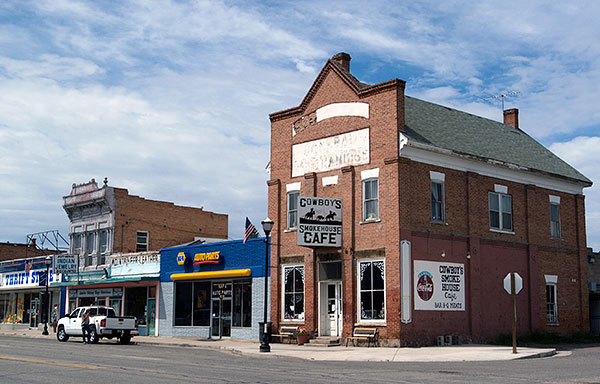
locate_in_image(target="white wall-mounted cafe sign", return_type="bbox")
[414,261,465,311]
[297,196,342,247]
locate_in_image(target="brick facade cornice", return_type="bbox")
[269,60,405,122]
[266,179,280,187]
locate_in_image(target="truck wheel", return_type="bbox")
[89,328,100,344]
[119,335,131,345]
[57,326,69,342]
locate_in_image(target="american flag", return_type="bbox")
[243,217,259,244]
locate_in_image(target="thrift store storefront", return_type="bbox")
[159,238,268,340]
[58,251,160,336]
[0,257,60,328]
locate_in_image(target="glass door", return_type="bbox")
[211,282,232,339]
[147,298,156,336]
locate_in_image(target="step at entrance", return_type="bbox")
[309,336,341,347]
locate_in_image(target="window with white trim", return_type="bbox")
[545,275,558,324]
[362,178,379,221]
[550,195,561,239]
[358,259,385,321]
[489,191,512,231]
[287,191,299,230]
[430,171,445,222]
[283,265,304,320]
[136,231,149,252]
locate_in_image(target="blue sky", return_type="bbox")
[1,0,599,250]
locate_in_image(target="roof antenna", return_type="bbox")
[488,90,520,111]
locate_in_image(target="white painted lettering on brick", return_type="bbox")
[292,128,369,177]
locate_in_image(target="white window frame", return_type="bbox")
[489,187,513,233]
[362,178,379,222]
[545,274,558,325]
[136,231,149,252]
[281,264,305,321]
[357,258,386,324]
[430,171,445,223]
[287,191,299,230]
[549,195,561,239]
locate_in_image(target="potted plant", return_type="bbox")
[51,321,58,333]
[295,328,310,345]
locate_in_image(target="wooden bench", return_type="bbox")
[271,326,298,344]
[345,327,378,347]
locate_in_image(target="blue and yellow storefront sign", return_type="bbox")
[176,252,187,266]
[193,251,221,265]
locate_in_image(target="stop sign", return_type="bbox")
[504,272,523,294]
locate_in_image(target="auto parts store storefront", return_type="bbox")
[159,238,268,340]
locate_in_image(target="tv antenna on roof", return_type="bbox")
[487,90,520,111]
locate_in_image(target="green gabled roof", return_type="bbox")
[403,96,592,185]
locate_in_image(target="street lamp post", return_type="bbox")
[259,218,274,353]
[42,255,52,335]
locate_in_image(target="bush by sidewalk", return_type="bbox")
[490,331,600,346]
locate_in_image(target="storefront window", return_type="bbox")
[283,265,304,320]
[358,260,385,321]
[193,281,210,326]
[175,282,192,326]
[233,281,252,327]
[125,286,148,325]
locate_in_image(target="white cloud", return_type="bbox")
[550,137,600,250]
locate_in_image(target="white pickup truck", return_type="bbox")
[56,306,138,345]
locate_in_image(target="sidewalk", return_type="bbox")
[0,327,557,362]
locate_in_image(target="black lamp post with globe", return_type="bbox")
[259,218,274,353]
[41,255,52,335]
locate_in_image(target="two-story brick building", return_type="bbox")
[267,53,592,346]
[58,178,228,335]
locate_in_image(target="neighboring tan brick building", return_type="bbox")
[63,178,228,267]
[267,53,593,346]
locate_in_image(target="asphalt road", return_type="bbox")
[1,336,600,383]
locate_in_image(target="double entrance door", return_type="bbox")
[211,282,232,339]
[319,281,342,337]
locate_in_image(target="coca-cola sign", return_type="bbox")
[416,272,434,301]
[414,261,465,311]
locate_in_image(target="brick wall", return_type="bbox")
[0,243,46,262]
[268,55,589,345]
[112,188,228,253]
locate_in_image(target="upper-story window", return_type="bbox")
[361,168,379,222]
[489,185,512,232]
[100,229,108,254]
[136,231,149,252]
[549,195,561,239]
[72,233,82,255]
[286,182,301,230]
[85,232,95,266]
[430,171,445,223]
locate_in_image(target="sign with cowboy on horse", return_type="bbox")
[297,196,342,248]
